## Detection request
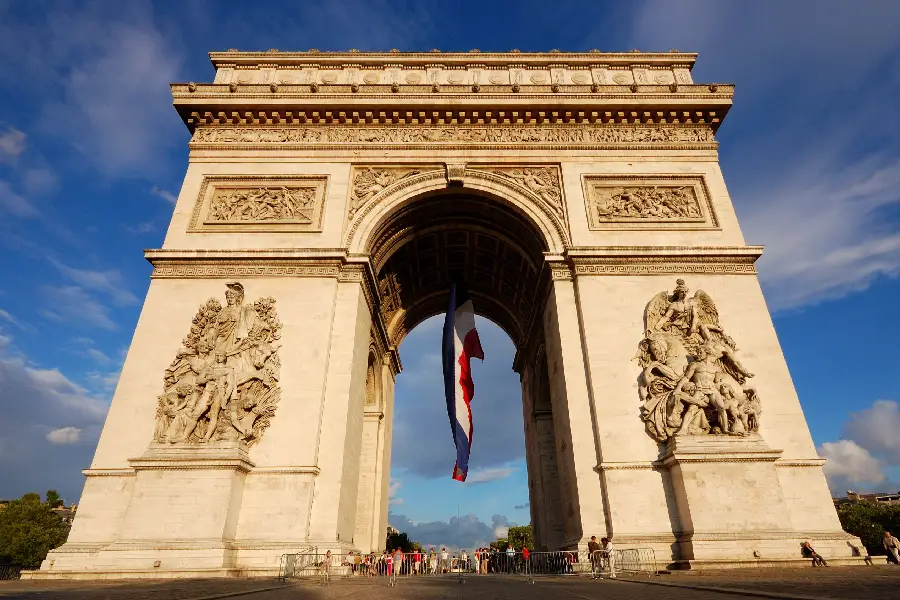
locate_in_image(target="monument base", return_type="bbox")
[26,443,354,580]
[657,435,862,567]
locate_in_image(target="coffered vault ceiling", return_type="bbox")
[370,191,549,348]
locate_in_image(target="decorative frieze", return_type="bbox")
[349,167,425,219]
[582,175,718,230]
[189,176,328,232]
[485,167,565,221]
[190,124,715,150]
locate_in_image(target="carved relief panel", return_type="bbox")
[188,175,328,232]
[581,175,718,230]
[153,282,282,447]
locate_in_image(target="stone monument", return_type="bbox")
[26,49,862,578]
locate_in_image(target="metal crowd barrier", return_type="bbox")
[277,547,658,583]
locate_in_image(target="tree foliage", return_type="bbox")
[507,525,533,551]
[0,491,70,568]
[836,502,900,556]
[386,530,418,552]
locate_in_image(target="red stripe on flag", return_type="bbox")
[452,328,484,482]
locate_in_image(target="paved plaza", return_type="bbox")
[3,567,900,600]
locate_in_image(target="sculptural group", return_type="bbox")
[635,279,761,442]
[153,282,282,446]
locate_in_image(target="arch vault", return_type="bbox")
[28,50,862,579]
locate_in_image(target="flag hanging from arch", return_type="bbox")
[442,282,485,482]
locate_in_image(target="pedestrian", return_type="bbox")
[430,547,438,574]
[601,537,616,578]
[441,547,450,573]
[588,535,602,577]
[413,549,421,574]
[460,549,469,572]
[884,532,900,564]
[801,541,828,567]
[522,546,531,575]
[505,544,515,573]
[393,547,404,579]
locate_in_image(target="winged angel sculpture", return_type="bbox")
[635,279,761,443]
[153,282,282,447]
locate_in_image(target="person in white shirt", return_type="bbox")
[441,548,450,573]
[601,537,616,578]
[505,545,515,573]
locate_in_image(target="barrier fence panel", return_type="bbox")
[277,547,658,583]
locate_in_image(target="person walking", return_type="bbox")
[588,535,602,578]
[392,547,404,584]
[441,547,450,573]
[505,544,515,573]
[429,548,438,574]
[884,532,900,564]
[522,546,531,576]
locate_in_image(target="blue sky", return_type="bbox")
[0,1,898,550]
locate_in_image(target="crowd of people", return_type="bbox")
[335,537,617,578]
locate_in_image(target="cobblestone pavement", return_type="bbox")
[3,567,900,600]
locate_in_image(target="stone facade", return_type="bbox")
[26,50,861,579]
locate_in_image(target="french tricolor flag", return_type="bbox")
[442,282,484,482]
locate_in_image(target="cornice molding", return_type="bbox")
[208,50,701,69]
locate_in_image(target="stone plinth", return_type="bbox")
[660,435,859,567]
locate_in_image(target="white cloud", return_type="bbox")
[0,180,41,218]
[843,400,900,464]
[627,1,900,310]
[0,127,26,161]
[41,285,117,330]
[388,513,513,550]
[46,427,82,445]
[389,479,404,505]
[0,326,109,500]
[151,186,177,205]
[465,466,516,486]
[819,440,885,486]
[513,503,530,510]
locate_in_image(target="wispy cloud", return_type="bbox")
[389,479,404,505]
[151,186,177,205]
[0,127,26,161]
[513,503,529,510]
[465,466,516,486]
[0,180,41,218]
[627,0,900,310]
[41,285,117,330]
[49,259,137,306]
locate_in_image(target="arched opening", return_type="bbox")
[355,187,574,552]
[368,189,549,350]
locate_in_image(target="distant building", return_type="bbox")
[52,503,78,524]
[833,490,900,508]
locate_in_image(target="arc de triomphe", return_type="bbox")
[30,50,860,578]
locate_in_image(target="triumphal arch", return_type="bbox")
[31,50,861,578]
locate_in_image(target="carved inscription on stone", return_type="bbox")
[189,176,327,232]
[488,167,565,220]
[153,283,282,447]
[634,279,760,443]
[349,167,423,219]
[191,125,715,147]
[583,176,717,229]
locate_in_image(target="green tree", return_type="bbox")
[44,490,64,509]
[836,502,900,556]
[490,538,509,551]
[507,525,533,551]
[386,530,417,552]
[0,492,70,567]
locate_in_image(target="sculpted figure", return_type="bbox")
[151,283,282,446]
[635,279,761,442]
